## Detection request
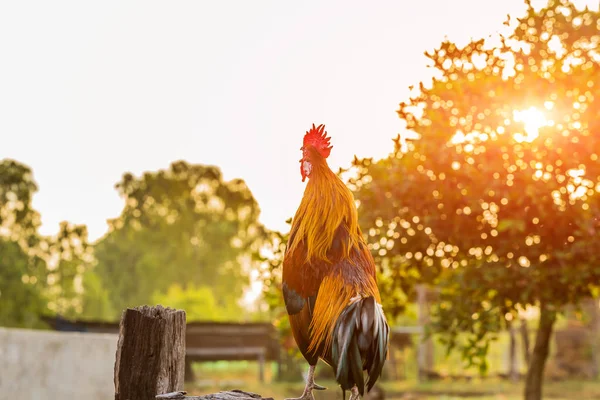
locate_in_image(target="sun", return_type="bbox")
[512,106,548,142]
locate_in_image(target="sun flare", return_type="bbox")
[512,107,548,142]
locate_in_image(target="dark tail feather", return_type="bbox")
[331,296,389,396]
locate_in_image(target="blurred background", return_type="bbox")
[1,0,599,399]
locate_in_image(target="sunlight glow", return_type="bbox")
[517,304,540,321]
[566,168,592,200]
[241,268,264,311]
[512,107,548,142]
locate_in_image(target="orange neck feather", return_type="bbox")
[288,157,360,263]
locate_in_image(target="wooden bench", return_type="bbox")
[184,322,280,382]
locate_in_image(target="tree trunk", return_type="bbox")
[585,298,600,379]
[508,322,519,382]
[524,305,556,400]
[520,318,531,367]
[416,284,433,381]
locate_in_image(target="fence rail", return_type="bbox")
[43,313,280,382]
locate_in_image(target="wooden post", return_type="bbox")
[275,349,282,382]
[114,305,186,400]
[257,351,265,383]
[114,305,274,400]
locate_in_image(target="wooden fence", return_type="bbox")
[42,314,280,382]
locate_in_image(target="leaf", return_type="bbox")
[496,219,526,233]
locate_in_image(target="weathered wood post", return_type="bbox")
[114,305,186,400]
[114,304,274,400]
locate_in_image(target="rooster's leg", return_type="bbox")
[284,364,325,400]
[348,386,360,400]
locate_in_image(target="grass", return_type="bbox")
[184,361,600,400]
[385,379,600,399]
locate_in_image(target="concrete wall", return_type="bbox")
[0,327,117,400]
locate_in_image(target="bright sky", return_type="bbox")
[1,0,531,242]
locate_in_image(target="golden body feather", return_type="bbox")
[282,146,383,367]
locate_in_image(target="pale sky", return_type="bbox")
[1,0,530,242]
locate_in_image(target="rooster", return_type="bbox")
[282,124,389,400]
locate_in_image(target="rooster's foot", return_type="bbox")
[348,386,360,400]
[284,365,326,400]
[284,393,315,400]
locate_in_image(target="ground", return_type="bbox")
[186,361,600,400]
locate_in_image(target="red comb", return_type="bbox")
[303,124,332,159]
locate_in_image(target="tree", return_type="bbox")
[0,239,48,327]
[90,160,267,319]
[80,268,116,320]
[0,159,41,245]
[0,159,90,327]
[152,284,241,321]
[44,222,92,318]
[0,160,47,327]
[351,1,600,399]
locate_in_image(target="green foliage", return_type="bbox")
[43,222,92,318]
[0,239,47,328]
[89,160,267,320]
[351,0,600,375]
[0,159,41,243]
[0,161,47,327]
[0,159,90,327]
[79,268,115,320]
[253,225,294,341]
[152,283,241,321]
